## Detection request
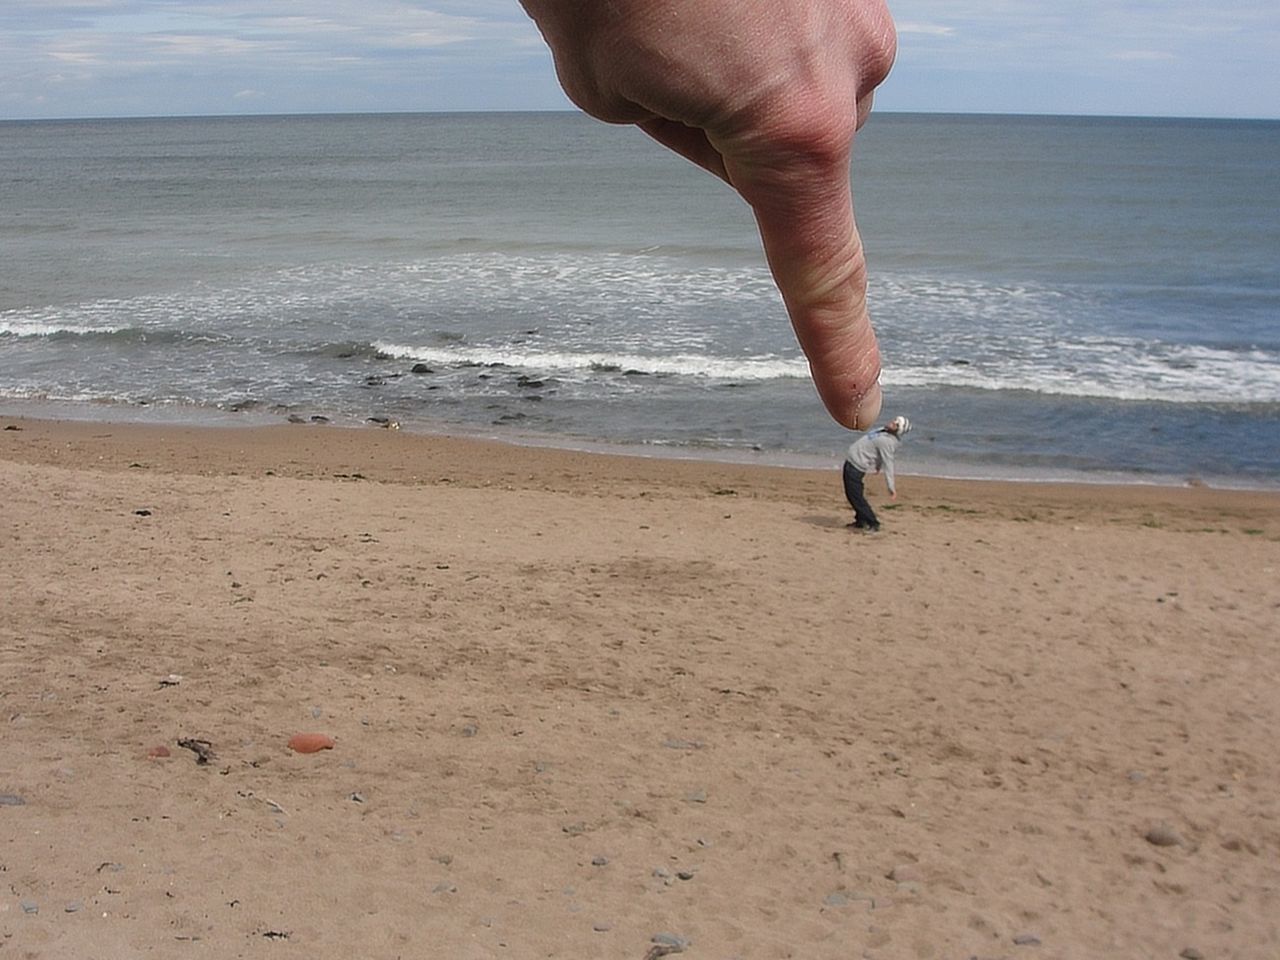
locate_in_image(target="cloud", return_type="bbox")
[896,22,955,37]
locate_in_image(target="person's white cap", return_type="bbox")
[890,415,911,436]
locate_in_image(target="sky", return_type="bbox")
[1,1,1277,121]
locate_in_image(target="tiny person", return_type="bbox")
[842,415,911,531]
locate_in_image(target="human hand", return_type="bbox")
[519,0,896,429]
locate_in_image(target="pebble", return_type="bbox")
[20,900,38,914]
[287,733,335,754]
[0,794,26,806]
[1145,824,1184,847]
[652,933,691,949]
[592,922,612,933]
[432,882,457,894]
[824,892,850,907]
[685,789,708,804]
[1179,950,1204,960]
[460,723,479,738]
[676,870,695,881]
[1013,934,1042,946]
[65,901,83,913]
[591,855,609,866]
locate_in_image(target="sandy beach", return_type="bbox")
[1,416,1277,960]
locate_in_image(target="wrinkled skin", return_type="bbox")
[520,0,897,428]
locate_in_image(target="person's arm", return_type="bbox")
[880,438,897,498]
[519,0,896,429]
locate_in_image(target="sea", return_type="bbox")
[2,111,1278,487]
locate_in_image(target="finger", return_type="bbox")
[722,146,882,430]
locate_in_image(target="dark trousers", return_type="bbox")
[842,461,879,528]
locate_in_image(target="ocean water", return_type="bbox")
[2,112,1278,486]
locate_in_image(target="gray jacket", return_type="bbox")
[845,430,901,495]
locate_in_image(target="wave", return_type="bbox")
[370,340,809,381]
[887,340,1280,404]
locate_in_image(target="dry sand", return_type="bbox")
[1,416,1278,960]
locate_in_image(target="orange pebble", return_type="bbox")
[147,745,171,759]
[287,733,336,754]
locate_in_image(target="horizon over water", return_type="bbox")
[2,111,1278,488]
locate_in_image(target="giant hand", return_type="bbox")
[520,0,896,428]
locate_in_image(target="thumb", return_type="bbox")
[723,144,882,430]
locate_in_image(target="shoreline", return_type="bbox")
[3,414,1278,535]
[3,402,1276,494]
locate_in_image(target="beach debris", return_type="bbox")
[646,933,690,958]
[177,738,215,764]
[3,424,21,431]
[1013,933,1043,946]
[159,674,183,687]
[0,793,26,806]
[410,363,433,374]
[146,745,172,759]
[133,508,152,517]
[287,732,336,754]
[261,930,290,940]
[287,414,306,423]
[1144,823,1184,847]
[591,855,609,867]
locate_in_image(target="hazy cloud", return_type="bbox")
[1,0,1277,119]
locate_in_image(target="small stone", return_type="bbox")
[432,882,457,894]
[311,706,323,719]
[1179,950,1204,960]
[562,821,587,836]
[676,870,695,881]
[823,892,850,907]
[652,867,671,879]
[591,855,609,866]
[1145,824,1184,847]
[350,792,366,803]
[1013,933,1042,946]
[651,933,690,949]
[685,789,708,804]
[20,900,38,914]
[0,794,26,806]
[65,901,83,913]
[460,723,479,738]
[592,922,612,933]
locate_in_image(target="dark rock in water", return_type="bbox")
[309,415,330,423]
[950,359,972,366]
[410,363,434,374]
[516,376,545,388]
[363,376,385,387]
[287,414,306,424]
[227,399,259,412]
